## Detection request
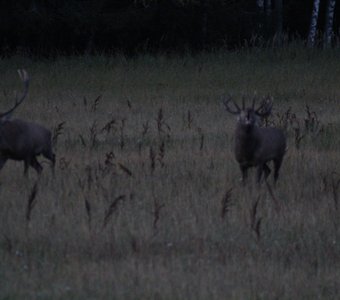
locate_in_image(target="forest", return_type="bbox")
[0,0,339,56]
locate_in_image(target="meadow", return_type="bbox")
[0,46,340,299]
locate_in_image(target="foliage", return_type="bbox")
[0,0,339,56]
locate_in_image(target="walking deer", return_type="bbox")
[224,96,286,184]
[0,70,55,175]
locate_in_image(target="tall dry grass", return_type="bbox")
[0,46,340,299]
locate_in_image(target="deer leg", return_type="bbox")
[51,153,56,176]
[43,149,55,165]
[257,163,271,184]
[263,163,271,179]
[43,149,56,174]
[256,163,271,184]
[0,157,8,171]
[30,157,43,174]
[24,159,30,176]
[256,165,263,184]
[240,165,248,184]
[273,157,283,182]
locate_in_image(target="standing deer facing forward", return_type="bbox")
[224,96,286,184]
[0,70,55,175]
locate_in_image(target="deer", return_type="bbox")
[0,69,55,176]
[224,95,286,185]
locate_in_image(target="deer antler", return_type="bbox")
[255,96,273,117]
[0,69,29,119]
[223,95,241,115]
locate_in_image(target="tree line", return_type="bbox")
[0,0,338,56]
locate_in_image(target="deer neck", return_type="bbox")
[236,123,258,138]
[235,125,260,160]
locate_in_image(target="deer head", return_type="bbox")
[223,95,273,128]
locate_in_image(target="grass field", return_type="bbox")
[0,46,340,299]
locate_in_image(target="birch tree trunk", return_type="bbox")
[307,0,321,48]
[323,0,337,48]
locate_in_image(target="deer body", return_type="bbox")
[0,70,55,175]
[224,97,286,184]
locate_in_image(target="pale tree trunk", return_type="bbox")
[323,0,337,48]
[307,0,321,48]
